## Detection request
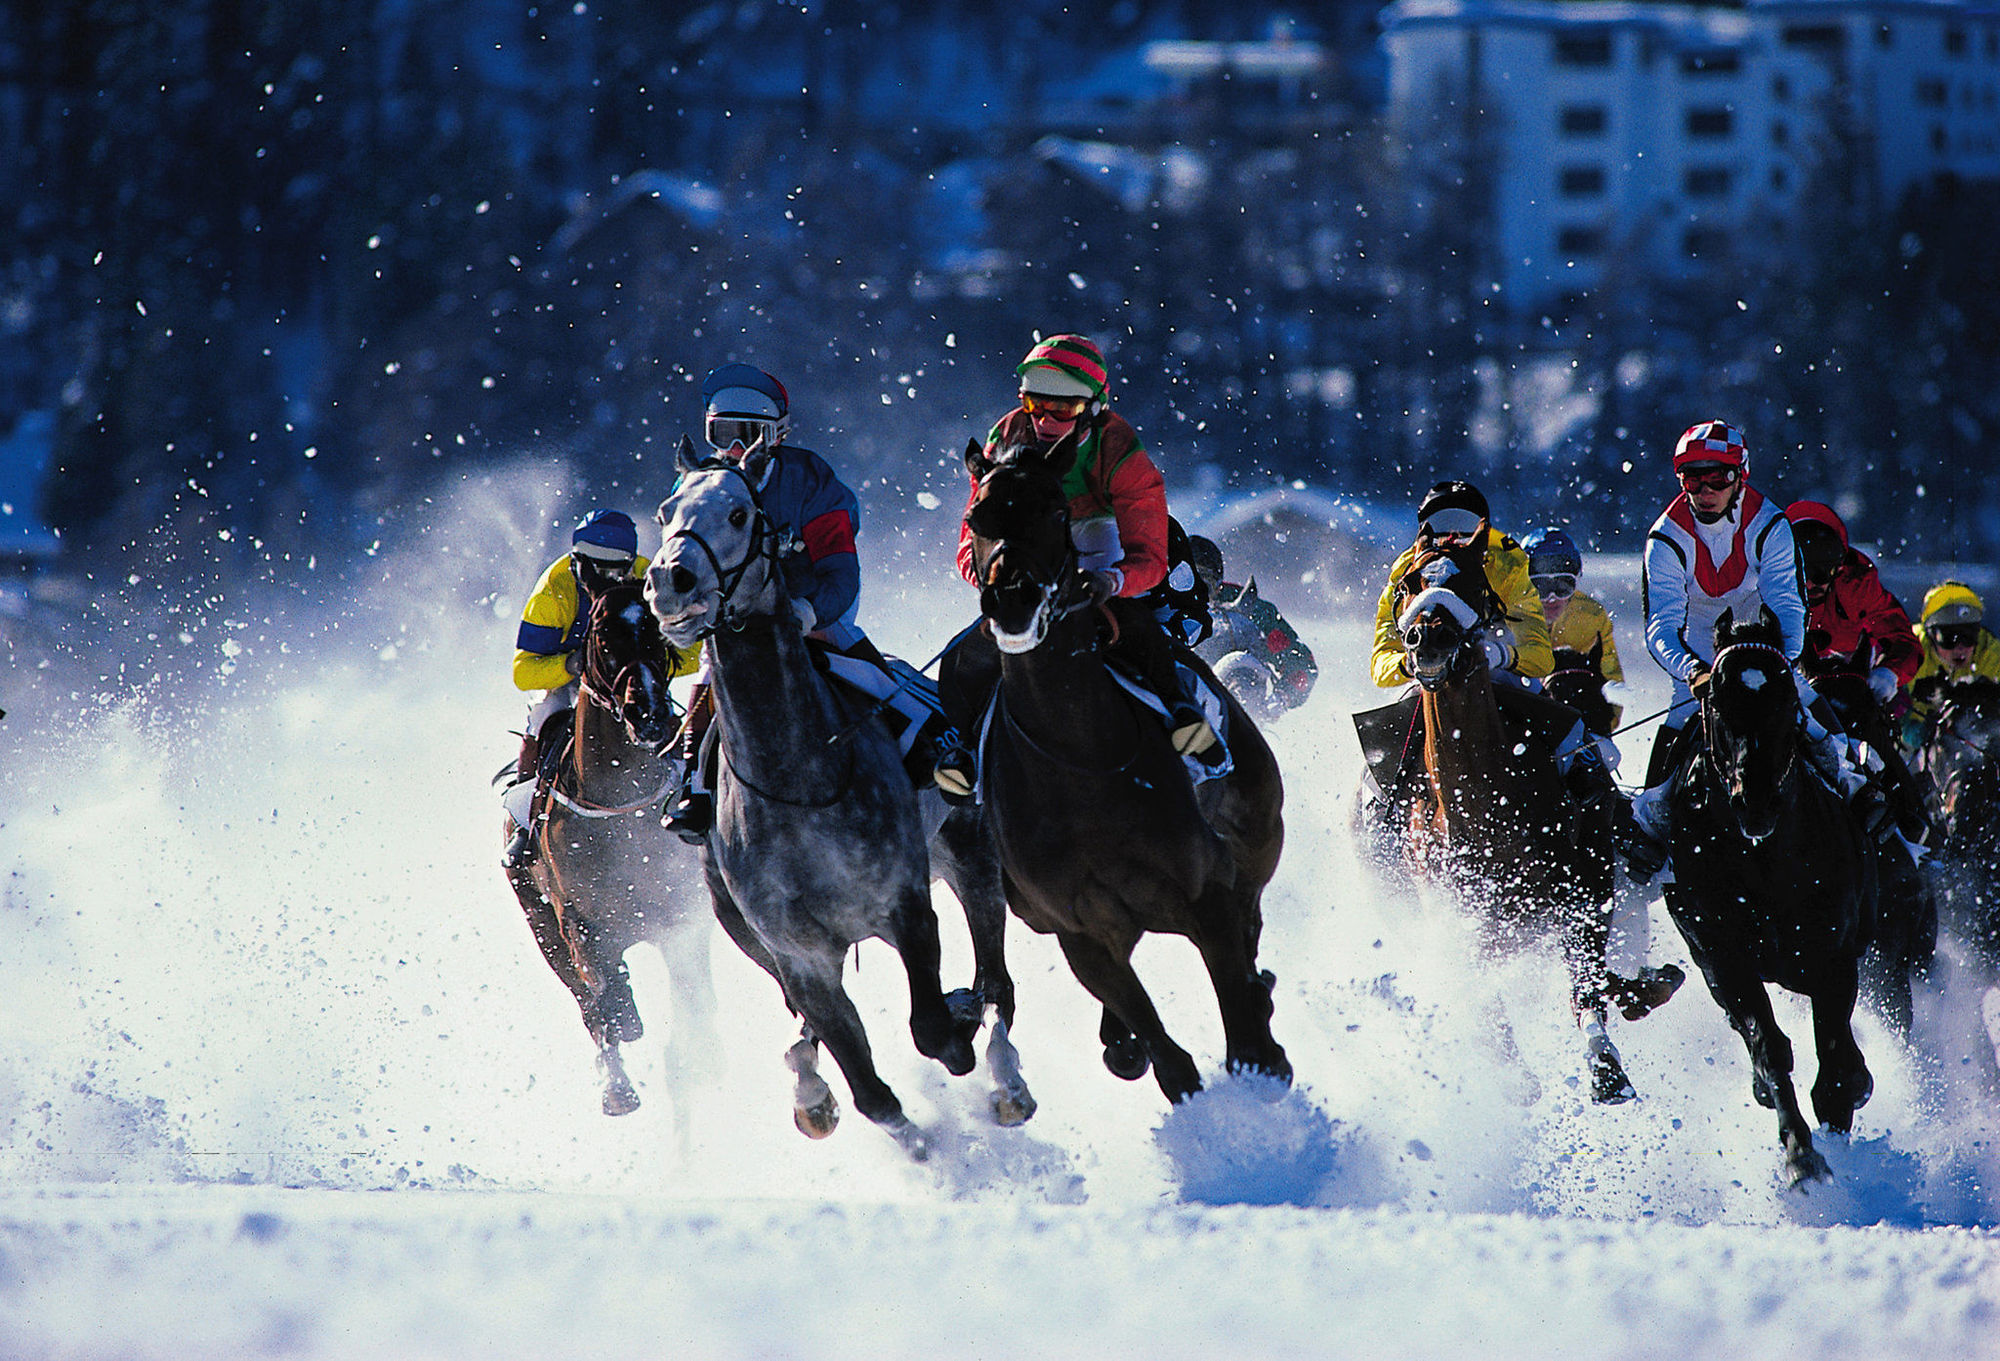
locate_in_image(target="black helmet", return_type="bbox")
[1187,535,1224,592]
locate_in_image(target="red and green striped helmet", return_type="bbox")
[1016,334,1108,401]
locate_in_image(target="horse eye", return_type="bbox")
[728,507,749,529]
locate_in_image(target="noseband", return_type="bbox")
[662,461,780,635]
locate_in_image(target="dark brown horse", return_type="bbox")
[950,438,1289,1105]
[1382,537,1635,1102]
[1662,607,1876,1186]
[503,580,718,1117]
[1921,676,2000,966]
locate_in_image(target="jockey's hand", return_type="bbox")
[791,596,817,634]
[1689,667,1712,697]
[1479,635,1514,672]
[1867,666,1899,704]
[1083,568,1123,607]
[564,650,584,678]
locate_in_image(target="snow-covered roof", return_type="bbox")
[1031,136,1209,215]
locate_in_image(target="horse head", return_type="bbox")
[1391,540,1490,692]
[646,434,780,646]
[1547,639,1615,737]
[1929,675,2000,842]
[962,434,1082,655]
[581,579,680,749]
[1702,605,1801,841]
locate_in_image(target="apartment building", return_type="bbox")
[1381,0,2000,310]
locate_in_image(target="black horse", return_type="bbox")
[1544,641,1619,740]
[1662,606,1878,1186]
[950,437,1290,1105]
[1916,675,2000,968]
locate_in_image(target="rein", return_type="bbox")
[662,460,780,636]
[555,632,683,818]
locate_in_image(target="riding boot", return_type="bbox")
[1609,795,1668,881]
[663,683,716,844]
[501,730,544,868]
[502,819,536,870]
[1107,596,1218,760]
[515,732,540,786]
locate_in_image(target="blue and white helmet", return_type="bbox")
[701,363,791,452]
[571,508,638,561]
[1520,526,1583,579]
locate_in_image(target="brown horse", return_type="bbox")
[503,580,718,1117]
[949,438,1289,1105]
[1379,537,1636,1102]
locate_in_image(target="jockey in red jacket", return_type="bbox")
[1784,500,1923,703]
[941,334,1215,788]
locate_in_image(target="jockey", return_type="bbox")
[1521,525,1624,727]
[1153,519,1217,649]
[662,364,969,840]
[1627,421,1882,874]
[1368,480,1553,689]
[502,509,689,868]
[1786,499,1927,839]
[1904,581,2000,748]
[1186,534,1319,712]
[1361,481,1616,826]
[943,333,1218,777]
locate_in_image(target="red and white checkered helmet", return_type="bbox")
[1672,419,1749,476]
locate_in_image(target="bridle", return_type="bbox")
[1701,639,1800,800]
[966,462,1090,653]
[660,459,781,636]
[556,594,684,818]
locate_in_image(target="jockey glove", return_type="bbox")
[564,649,584,678]
[1867,666,1899,704]
[791,596,817,633]
[1480,635,1514,672]
[1083,569,1122,607]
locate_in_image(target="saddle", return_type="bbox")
[1354,683,1580,798]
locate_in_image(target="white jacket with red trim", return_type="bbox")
[1642,484,1805,682]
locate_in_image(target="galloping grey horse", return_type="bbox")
[645,436,1025,1158]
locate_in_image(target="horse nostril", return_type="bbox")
[670,566,696,594]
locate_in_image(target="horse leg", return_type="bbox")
[934,806,1018,1029]
[1056,930,1202,1103]
[509,866,637,1113]
[1189,885,1291,1085]
[1556,892,1636,1103]
[654,914,724,1091]
[775,950,927,1159]
[1808,960,1873,1135]
[1702,960,1829,1185]
[884,885,977,1077]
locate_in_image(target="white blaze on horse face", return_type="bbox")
[1740,668,1768,691]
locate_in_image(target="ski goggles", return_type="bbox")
[1930,623,1980,651]
[1531,573,1578,600]
[1020,391,1090,420]
[706,415,778,451]
[1420,508,1484,538]
[1677,465,1740,492]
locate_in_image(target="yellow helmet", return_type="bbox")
[1920,580,1984,628]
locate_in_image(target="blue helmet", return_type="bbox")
[1521,526,1582,579]
[571,508,638,561]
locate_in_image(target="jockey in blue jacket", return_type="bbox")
[662,364,968,840]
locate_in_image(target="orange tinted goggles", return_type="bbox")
[1020,392,1089,419]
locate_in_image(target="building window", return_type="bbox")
[1684,166,1732,197]
[1556,226,1605,257]
[1560,165,1607,196]
[1684,227,1730,258]
[1946,27,1968,57]
[1783,25,1846,52]
[1772,165,1789,191]
[1878,23,1895,49]
[1772,120,1789,146]
[1918,77,1949,107]
[1686,107,1734,138]
[1681,50,1741,75]
[1987,29,1998,59]
[1773,74,1791,101]
[1932,124,1949,152]
[1560,104,1608,135]
[1553,32,1614,67]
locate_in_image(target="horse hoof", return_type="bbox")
[1258,968,1277,995]
[794,1094,840,1139]
[602,1082,641,1118]
[943,987,985,1028]
[883,1115,930,1162]
[1786,1145,1834,1188]
[1608,964,1686,1021]
[991,1087,1038,1127]
[1103,1038,1151,1082]
[1751,1075,1778,1110]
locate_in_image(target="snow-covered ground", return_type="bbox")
[3,468,1999,1359]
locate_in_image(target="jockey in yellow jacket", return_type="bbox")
[1903,580,2000,748]
[1521,526,1624,727]
[502,509,698,868]
[1370,481,1553,689]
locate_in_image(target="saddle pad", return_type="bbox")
[1108,662,1236,784]
[1352,694,1421,793]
